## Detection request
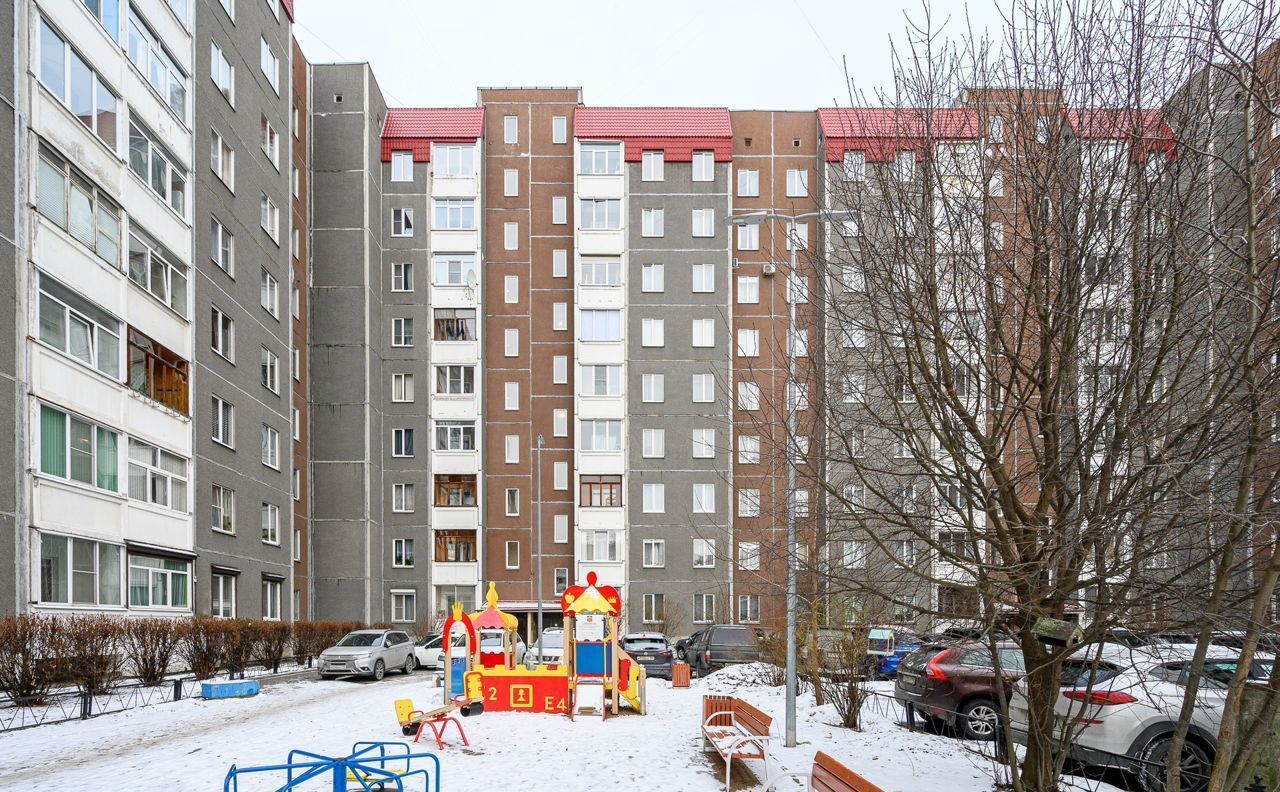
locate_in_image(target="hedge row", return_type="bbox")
[0,615,367,705]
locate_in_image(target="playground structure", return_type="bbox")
[438,576,646,718]
[223,741,441,792]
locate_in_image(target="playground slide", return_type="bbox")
[612,646,647,714]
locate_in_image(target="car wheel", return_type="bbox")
[958,698,999,741]
[402,655,413,675]
[412,656,422,671]
[1137,736,1213,792]
[372,659,386,681]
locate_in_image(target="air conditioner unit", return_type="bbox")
[762,262,778,276]
[732,258,741,270]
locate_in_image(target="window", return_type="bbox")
[553,249,568,277]
[642,483,665,513]
[842,483,865,512]
[988,116,1004,143]
[579,199,621,230]
[432,254,476,287]
[579,364,623,397]
[891,540,917,565]
[127,118,187,214]
[210,395,234,446]
[552,115,567,144]
[553,303,568,330]
[692,151,714,181]
[259,115,279,168]
[839,540,866,568]
[843,150,865,181]
[691,262,715,293]
[1035,116,1051,143]
[258,269,279,317]
[392,208,413,237]
[258,193,280,241]
[644,593,665,623]
[126,228,188,316]
[391,537,415,568]
[790,329,809,357]
[261,502,280,544]
[895,151,915,182]
[211,572,235,618]
[692,373,715,403]
[260,347,279,393]
[392,428,414,458]
[37,273,122,379]
[505,434,519,463]
[579,309,622,341]
[391,317,414,347]
[580,475,623,507]
[504,222,518,250]
[124,12,187,119]
[290,347,301,381]
[433,144,475,177]
[504,115,518,144]
[392,482,415,513]
[737,328,759,357]
[554,514,570,543]
[641,263,664,292]
[787,274,809,303]
[433,200,475,230]
[38,533,122,606]
[990,223,1005,251]
[737,276,759,304]
[435,531,476,562]
[500,167,519,197]
[211,218,233,274]
[849,429,866,458]
[642,151,664,181]
[844,373,865,403]
[789,383,809,411]
[642,373,665,403]
[505,382,519,410]
[127,555,189,609]
[693,538,715,567]
[737,224,759,251]
[738,435,760,464]
[738,382,761,410]
[210,42,234,104]
[696,593,716,626]
[38,404,119,491]
[39,19,122,147]
[642,208,664,237]
[737,169,759,197]
[212,484,235,533]
[692,428,716,459]
[580,419,622,452]
[262,579,281,620]
[786,168,809,197]
[259,36,279,92]
[434,421,475,451]
[580,258,623,286]
[504,328,519,356]
[692,318,715,348]
[434,475,478,507]
[896,484,918,514]
[554,462,568,490]
[553,409,568,437]
[580,531,619,562]
[391,262,414,292]
[552,196,567,224]
[989,169,1004,197]
[391,151,413,181]
[737,488,761,517]
[505,541,520,570]
[261,425,279,468]
[692,209,715,237]
[435,365,475,395]
[579,144,622,175]
[642,428,665,458]
[693,484,715,514]
[641,318,664,347]
[391,591,416,623]
[125,438,187,512]
[552,355,568,384]
[643,539,665,568]
[738,595,761,623]
[505,488,519,516]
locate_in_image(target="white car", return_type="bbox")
[479,630,527,665]
[1008,642,1274,792]
[528,628,565,665]
[414,633,466,670]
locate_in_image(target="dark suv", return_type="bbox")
[687,625,761,677]
[893,641,1025,740]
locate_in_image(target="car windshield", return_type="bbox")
[961,648,1026,671]
[623,638,667,652]
[899,647,946,673]
[1060,660,1120,687]
[537,632,563,649]
[417,635,441,648]
[480,634,509,648]
[715,628,758,646]
[337,632,382,647]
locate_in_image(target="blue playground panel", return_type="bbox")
[202,680,260,699]
[449,657,467,697]
[575,643,611,675]
[224,741,441,792]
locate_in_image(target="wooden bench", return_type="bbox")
[701,694,777,790]
[764,751,885,792]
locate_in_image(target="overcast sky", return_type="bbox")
[293,0,1009,110]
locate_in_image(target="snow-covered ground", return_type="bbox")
[0,664,1123,791]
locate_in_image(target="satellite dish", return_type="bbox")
[466,271,479,290]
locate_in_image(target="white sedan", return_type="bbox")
[413,633,466,670]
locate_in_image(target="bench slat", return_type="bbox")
[812,751,885,792]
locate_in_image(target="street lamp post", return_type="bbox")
[725,209,849,749]
[535,433,545,658]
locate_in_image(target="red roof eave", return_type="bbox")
[574,107,732,162]
[381,108,485,163]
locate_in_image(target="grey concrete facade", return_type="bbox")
[0,0,18,616]
[192,0,295,619]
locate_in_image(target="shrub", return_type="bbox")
[821,631,872,730]
[60,615,124,694]
[0,615,59,705]
[290,621,314,662]
[179,617,226,680]
[121,618,182,685]
[255,621,292,673]
[756,630,788,687]
[223,619,258,675]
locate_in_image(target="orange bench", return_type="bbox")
[765,751,885,792]
[701,694,777,790]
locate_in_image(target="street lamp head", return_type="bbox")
[726,213,770,227]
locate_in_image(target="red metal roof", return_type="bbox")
[380,108,485,162]
[280,0,294,21]
[1062,109,1176,160]
[573,107,733,162]
[818,107,979,162]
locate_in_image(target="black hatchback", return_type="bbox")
[621,632,674,679]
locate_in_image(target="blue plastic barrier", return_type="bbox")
[202,680,260,699]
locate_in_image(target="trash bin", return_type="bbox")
[672,662,691,688]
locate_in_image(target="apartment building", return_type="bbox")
[0,0,18,616]
[192,0,295,621]
[289,39,309,619]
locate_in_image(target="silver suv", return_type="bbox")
[318,629,415,681]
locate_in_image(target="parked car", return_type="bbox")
[528,628,565,665]
[1008,643,1275,792]
[674,632,702,662]
[893,641,1026,740]
[873,631,924,678]
[479,629,526,665]
[621,632,674,679]
[414,632,467,670]
[686,625,762,677]
[318,629,415,681]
